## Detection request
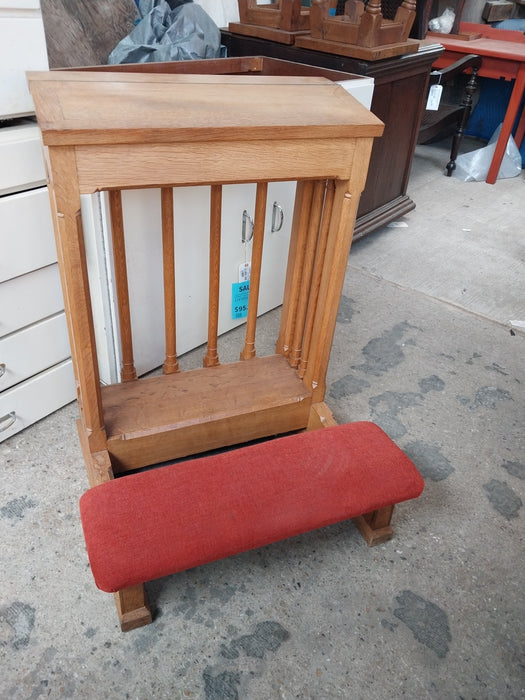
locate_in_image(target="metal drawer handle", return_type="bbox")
[0,411,16,432]
[271,202,284,233]
[241,209,254,244]
[0,363,5,379]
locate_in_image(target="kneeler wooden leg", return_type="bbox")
[114,584,152,632]
[354,505,395,546]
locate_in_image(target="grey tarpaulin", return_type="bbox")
[108,0,222,64]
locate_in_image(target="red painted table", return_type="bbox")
[430,22,525,184]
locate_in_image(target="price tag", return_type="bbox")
[232,281,250,320]
[426,84,443,111]
[239,262,251,283]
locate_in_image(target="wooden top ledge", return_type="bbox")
[27,71,384,147]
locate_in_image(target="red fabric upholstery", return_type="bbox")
[79,422,424,593]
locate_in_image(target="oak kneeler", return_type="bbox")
[28,70,386,630]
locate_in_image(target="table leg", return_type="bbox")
[486,64,525,184]
[514,103,525,149]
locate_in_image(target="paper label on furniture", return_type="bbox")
[238,262,251,283]
[232,282,250,320]
[426,84,443,111]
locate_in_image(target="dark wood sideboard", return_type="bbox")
[222,31,443,240]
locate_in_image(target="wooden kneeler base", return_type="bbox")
[79,422,424,629]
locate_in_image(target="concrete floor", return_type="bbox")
[1,138,524,699]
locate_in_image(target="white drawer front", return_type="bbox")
[0,359,76,442]
[0,13,49,119]
[0,264,64,337]
[0,313,70,390]
[0,186,56,283]
[0,2,43,9]
[0,123,46,195]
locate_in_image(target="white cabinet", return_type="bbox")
[0,126,76,441]
[0,1,49,119]
[0,3,76,442]
[0,263,64,336]
[0,124,76,442]
[0,187,57,280]
[0,361,75,436]
[0,314,71,391]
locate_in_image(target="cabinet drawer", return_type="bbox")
[0,359,76,442]
[0,187,56,283]
[0,123,46,196]
[0,265,64,337]
[0,10,49,119]
[0,313,71,391]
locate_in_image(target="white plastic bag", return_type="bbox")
[452,124,523,182]
[428,8,455,34]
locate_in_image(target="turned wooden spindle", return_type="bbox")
[108,189,137,382]
[298,179,335,378]
[276,180,315,358]
[161,187,179,374]
[240,181,268,361]
[289,179,327,368]
[203,185,222,368]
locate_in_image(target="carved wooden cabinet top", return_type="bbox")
[27,71,384,147]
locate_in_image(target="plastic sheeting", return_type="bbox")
[452,124,522,182]
[108,0,222,64]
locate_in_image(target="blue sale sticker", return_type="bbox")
[232,281,250,320]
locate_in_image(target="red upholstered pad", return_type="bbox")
[79,422,424,593]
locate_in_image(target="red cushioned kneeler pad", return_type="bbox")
[79,422,424,592]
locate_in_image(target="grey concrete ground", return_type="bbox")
[1,139,524,699]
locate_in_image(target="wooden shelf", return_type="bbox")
[102,355,312,471]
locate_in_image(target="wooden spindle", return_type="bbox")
[276,180,315,357]
[203,185,222,368]
[289,179,327,368]
[240,181,268,361]
[161,187,179,374]
[298,180,335,378]
[108,189,137,382]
